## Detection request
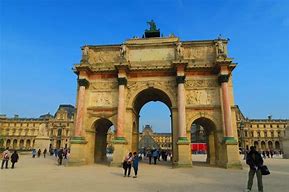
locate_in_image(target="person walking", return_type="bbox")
[37,149,41,158]
[245,146,264,192]
[1,147,10,169]
[147,150,152,164]
[11,150,19,169]
[32,149,36,158]
[43,148,47,158]
[152,149,158,165]
[123,152,133,177]
[132,152,139,178]
[57,148,64,165]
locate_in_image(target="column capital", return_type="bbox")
[78,78,90,88]
[176,76,186,84]
[218,74,229,84]
[117,77,127,86]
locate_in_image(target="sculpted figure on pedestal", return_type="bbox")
[82,46,89,63]
[120,44,126,61]
[176,42,184,60]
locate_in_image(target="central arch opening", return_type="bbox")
[133,88,173,166]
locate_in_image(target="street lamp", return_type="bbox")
[240,120,245,151]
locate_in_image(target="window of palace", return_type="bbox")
[278,131,281,137]
[57,129,62,136]
[277,124,279,128]
[251,131,254,137]
[245,131,248,137]
[257,132,260,137]
[257,124,259,128]
[264,132,267,137]
[270,124,273,128]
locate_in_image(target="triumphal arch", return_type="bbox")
[69,24,241,168]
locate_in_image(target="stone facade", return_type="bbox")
[0,105,75,151]
[70,30,241,168]
[235,105,288,152]
[282,125,289,158]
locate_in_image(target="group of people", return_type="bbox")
[1,147,19,169]
[122,152,139,178]
[32,148,47,158]
[31,147,69,166]
[51,148,70,165]
[144,149,172,164]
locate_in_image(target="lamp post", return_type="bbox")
[240,121,245,151]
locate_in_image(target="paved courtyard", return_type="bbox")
[1,154,289,192]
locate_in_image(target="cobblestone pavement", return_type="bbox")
[0,154,288,192]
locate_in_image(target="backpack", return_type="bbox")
[4,153,9,160]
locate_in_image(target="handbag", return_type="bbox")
[122,161,127,169]
[260,165,270,175]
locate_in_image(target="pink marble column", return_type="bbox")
[177,76,187,139]
[219,75,233,138]
[116,77,127,139]
[74,79,89,137]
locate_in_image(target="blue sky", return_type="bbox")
[1,0,289,132]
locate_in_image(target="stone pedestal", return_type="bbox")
[175,139,192,167]
[110,138,127,167]
[222,138,242,169]
[34,136,50,150]
[68,136,87,166]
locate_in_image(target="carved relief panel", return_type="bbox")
[186,89,219,105]
[89,92,117,107]
[88,49,119,64]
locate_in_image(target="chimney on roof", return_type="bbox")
[268,115,272,120]
[14,114,19,118]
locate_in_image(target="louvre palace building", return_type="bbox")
[0,104,288,154]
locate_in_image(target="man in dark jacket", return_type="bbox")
[57,148,63,165]
[11,150,19,169]
[246,146,263,192]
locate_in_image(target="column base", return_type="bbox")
[110,137,128,167]
[175,137,192,168]
[219,138,242,169]
[223,137,238,145]
[68,136,88,166]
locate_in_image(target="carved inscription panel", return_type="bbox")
[185,79,218,88]
[128,47,175,62]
